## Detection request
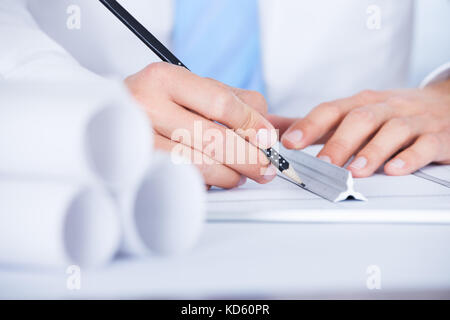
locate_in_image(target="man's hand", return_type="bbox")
[275,80,450,177]
[125,62,278,188]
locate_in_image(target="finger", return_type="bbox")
[281,90,390,149]
[205,78,268,115]
[266,114,297,136]
[317,104,394,166]
[348,117,421,177]
[315,130,335,145]
[151,102,273,184]
[231,88,268,115]
[160,64,276,148]
[384,132,450,175]
[154,134,245,189]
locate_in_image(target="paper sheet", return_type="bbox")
[207,170,450,223]
[414,165,450,188]
[208,145,450,222]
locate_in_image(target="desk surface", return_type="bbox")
[1,210,450,299]
[2,147,450,299]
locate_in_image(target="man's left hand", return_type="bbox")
[271,80,450,177]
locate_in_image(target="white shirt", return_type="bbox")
[0,0,448,117]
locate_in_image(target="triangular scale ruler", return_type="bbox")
[279,146,367,202]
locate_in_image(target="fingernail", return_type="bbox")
[256,128,277,148]
[263,164,277,182]
[389,158,405,169]
[237,176,247,187]
[350,156,367,170]
[283,130,303,145]
[319,155,332,164]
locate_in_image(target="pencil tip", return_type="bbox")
[283,167,304,186]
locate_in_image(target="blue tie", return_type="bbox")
[172,0,266,95]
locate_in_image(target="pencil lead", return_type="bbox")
[283,166,305,186]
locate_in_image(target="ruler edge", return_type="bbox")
[280,147,367,202]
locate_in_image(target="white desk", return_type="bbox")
[1,199,450,299]
[2,153,450,299]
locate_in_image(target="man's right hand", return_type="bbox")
[125,62,278,189]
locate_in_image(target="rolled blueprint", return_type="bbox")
[0,81,152,190]
[0,180,121,268]
[117,153,206,256]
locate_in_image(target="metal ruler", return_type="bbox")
[279,146,366,202]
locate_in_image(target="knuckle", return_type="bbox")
[422,133,441,149]
[361,143,383,159]
[250,91,268,113]
[405,147,421,164]
[316,102,341,117]
[239,107,258,130]
[386,96,410,108]
[385,118,412,137]
[430,116,448,132]
[347,107,377,125]
[211,90,234,119]
[206,77,228,89]
[300,117,319,131]
[356,89,378,102]
[144,62,169,79]
[325,138,350,154]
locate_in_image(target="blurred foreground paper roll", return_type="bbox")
[118,153,206,256]
[0,180,121,268]
[0,81,152,190]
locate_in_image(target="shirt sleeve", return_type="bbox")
[0,0,101,82]
[420,62,450,89]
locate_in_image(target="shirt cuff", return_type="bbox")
[420,62,450,89]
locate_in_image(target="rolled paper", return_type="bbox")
[117,152,206,256]
[0,180,121,268]
[0,81,152,190]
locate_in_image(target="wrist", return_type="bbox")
[425,78,450,96]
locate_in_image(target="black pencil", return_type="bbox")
[98,0,305,186]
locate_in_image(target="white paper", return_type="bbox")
[0,180,121,268]
[420,165,450,181]
[208,173,450,223]
[415,165,450,188]
[116,153,206,256]
[0,81,152,190]
[208,144,450,222]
